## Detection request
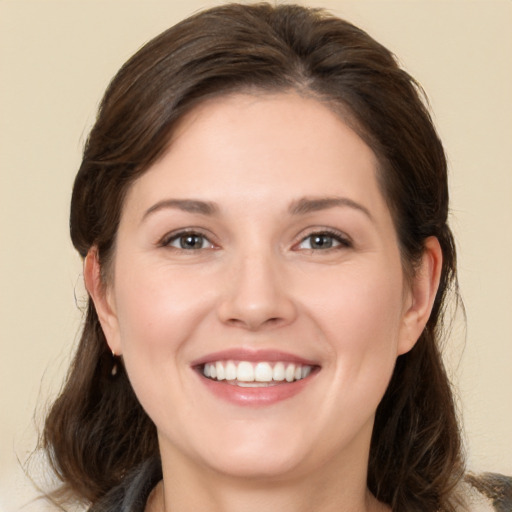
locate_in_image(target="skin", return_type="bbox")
[85,92,442,512]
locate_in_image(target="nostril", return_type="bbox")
[226,318,245,326]
[225,316,282,330]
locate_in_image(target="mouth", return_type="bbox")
[201,360,315,387]
[192,350,320,406]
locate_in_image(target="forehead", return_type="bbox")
[124,92,384,210]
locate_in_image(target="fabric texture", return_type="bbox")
[88,457,511,512]
[462,473,512,512]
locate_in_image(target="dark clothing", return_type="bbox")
[465,472,512,512]
[89,457,512,511]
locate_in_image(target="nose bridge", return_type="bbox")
[217,243,296,330]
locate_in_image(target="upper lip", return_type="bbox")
[190,348,319,367]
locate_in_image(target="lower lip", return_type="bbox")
[196,372,316,407]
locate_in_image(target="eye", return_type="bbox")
[297,231,351,250]
[164,231,214,250]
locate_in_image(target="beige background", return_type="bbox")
[1,1,511,510]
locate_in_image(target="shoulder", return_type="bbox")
[454,473,512,512]
[88,457,162,512]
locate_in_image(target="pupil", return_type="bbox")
[181,234,202,249]
[312,235,332,249]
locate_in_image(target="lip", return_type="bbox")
[191,348,320,407]
[190,348,319,367]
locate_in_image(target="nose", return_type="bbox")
[217,251,297,331]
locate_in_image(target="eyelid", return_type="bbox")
[158,227,218,249]
[156,226,352,251]
[293,228,353,250]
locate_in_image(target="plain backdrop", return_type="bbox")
[1,1,511,510]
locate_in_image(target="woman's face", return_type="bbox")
[92,93,435,481]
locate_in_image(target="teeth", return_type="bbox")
[301,365,311,379]
[285,364,295,382]
[255,362,273,382]
[216,361,225,381]
[237,361,254,382]
[273,362,285,381]
[225,361,237,380]
[202,360,313,384]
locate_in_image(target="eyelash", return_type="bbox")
[160,229,215,251]
[295,229,352,251]
[160,228,352,253]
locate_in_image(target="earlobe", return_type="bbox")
[83,248,122,355]
[397,236,443,355]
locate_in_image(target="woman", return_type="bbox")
[41,3,511,511]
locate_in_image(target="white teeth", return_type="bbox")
[236,381,273,388]
[225,361,237,380]
[202,360,314,384]
[254,362,273,382]
[216,361,225,381]
[236,361,254,382]
[273,362,285,381]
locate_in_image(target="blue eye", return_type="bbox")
[298,232,349,250]
[166,232,213,250]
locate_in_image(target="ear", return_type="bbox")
[397,236,443,355]
[83,247,122,355]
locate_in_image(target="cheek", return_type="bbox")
[304,263,405,391]
[307,263,404,343]
[112,263,216,362]
[111,265,218,428]
[310,271,405,441]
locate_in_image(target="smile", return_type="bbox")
[193,349,319,406]
[203,361,313,386]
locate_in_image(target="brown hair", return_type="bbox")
[42,3,464,510]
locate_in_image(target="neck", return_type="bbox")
[150,441,390,512]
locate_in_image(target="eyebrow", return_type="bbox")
[141,195,373,222]
[289,196,373,220]
[142,199,219,222]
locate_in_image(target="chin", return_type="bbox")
[159,421,317,482]
[203,449,309,482]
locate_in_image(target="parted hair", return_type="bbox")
[42,3,464,511]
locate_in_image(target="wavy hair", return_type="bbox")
[42,3,464,510]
